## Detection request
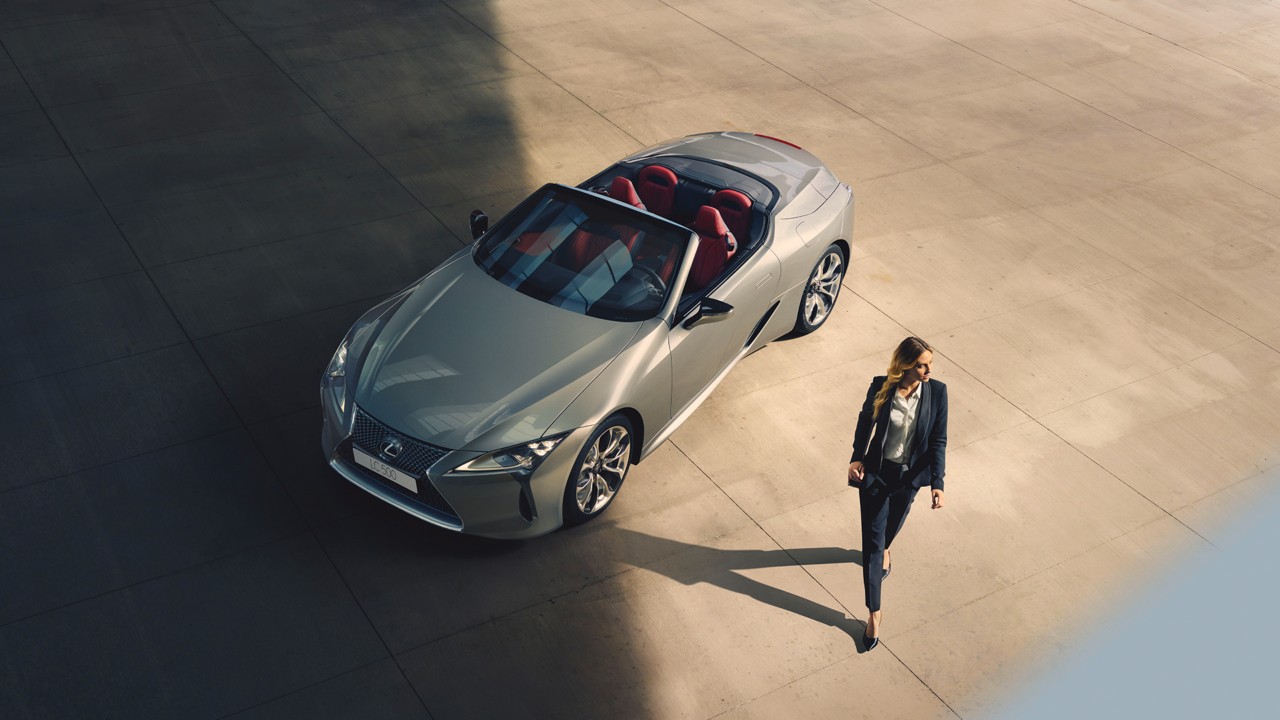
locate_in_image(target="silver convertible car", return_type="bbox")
[321,132,853,539]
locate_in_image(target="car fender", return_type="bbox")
[772,183,854,294]
[543,317,671,458]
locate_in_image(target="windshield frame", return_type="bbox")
[471,184,697,323]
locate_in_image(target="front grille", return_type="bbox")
[346,407,459,520]
[352,407,449,475]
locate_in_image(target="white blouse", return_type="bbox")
[883,384,921,463]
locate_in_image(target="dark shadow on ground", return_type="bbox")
[0,1,645,718]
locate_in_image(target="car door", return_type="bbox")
[667,246,781,415]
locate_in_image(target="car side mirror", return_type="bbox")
[682,298,734,329]
[469,210,488,240]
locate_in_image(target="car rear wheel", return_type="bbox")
[794,243,845,334]
[562,414,634,526]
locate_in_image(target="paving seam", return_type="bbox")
[180,290,418,342]
[0,107,332,171]
[0,0,213,37]
[208,656,394,720]
[1136,262,1280,358]
[0,266,143,305]
[696,330,900,411]
[718,269,1200,417]
[0,278,437,389]
[35,65,293,111]
[0,338,194,391]
[1023,190,1241,278]
[378,504,763,654]
[0,155,403,230]
[183,8,659,76]
[1060,0,1280,94]
[968,207,1280,360]
[709,421,1042,535]
[0,526,314,630]
[1026,334,1262,421]
[0,424,249,497]
[887,510,1214,644]
[433,0,647,148]
[1165,460,1280,517]
[136,207,440,273]
[61,106,329,159]
[10,33,259,79]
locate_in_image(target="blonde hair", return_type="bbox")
[872,336,933,419]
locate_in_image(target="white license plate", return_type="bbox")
[353,447,419,494]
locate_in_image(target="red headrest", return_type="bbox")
[693,205,729,239]
[636,165,678,217]
[711,188,751,214]
[638,164,677,189]
[710,189,751,246]
[609,176,644,209]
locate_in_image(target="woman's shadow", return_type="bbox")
[608,527,875,650]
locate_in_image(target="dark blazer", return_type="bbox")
[849,376,948,491]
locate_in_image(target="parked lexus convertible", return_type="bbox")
[321,132,854,538]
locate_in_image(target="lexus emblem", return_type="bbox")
[379,436,404,460]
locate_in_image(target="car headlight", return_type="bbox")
[327,341,348,379]
[322,281,422,418]
[324,340,350,412]
[452,436,567,475]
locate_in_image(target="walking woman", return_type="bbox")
[847,336,948,651]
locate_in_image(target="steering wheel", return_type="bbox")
[631,262,667,297]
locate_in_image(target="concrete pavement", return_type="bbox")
[2,1,1279,717]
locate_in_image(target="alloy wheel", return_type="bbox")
[802,249,844,328]
[574,425,631,514]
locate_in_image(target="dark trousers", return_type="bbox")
[858,462,920,612]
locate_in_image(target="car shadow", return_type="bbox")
[600,527,869,643]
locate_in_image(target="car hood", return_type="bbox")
[353,258,642,451]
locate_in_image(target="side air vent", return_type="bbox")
[744,302,780,347]
[518,483,537,522]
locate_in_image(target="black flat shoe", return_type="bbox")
[882,563,892,580]
[864,635,879,651]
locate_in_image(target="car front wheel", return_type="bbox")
[794,243,846,334]
[562,414,634,526]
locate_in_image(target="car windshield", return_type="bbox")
[474,186,691,321]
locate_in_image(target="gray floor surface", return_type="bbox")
[4,1,1279,719]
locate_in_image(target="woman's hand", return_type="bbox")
[847,461,865,486]
[931,489,945,509]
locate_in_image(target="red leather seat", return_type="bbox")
[609,176,645,209]
[710,189,751,248]
[686,206,735,293]
[565,231,610,270]
[636,165,678,219]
